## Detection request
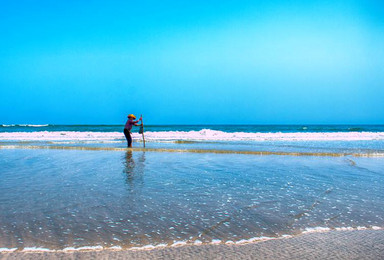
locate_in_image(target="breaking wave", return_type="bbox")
[0,129,384,142]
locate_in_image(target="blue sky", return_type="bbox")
[0,0,383,124]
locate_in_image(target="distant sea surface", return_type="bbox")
[1,124,384,133]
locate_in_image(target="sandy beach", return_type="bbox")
[1,230,383,260]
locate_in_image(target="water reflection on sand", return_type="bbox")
[0,149,383,250]
[124,151,146,190]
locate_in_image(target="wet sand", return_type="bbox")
[1,230,383,260]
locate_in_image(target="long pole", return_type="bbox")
[141,115,146,148]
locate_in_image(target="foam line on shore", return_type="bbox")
[1,144,384,157]
[1,226,382,254]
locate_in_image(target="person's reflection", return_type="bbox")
[123,150,145,190]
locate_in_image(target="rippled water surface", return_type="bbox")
[0,149,383,250]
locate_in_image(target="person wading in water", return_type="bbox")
[124,114,142,147]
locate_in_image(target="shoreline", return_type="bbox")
[1,229,383,259]
[1,144,384,157]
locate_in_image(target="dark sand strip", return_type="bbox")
[1,145,384,157]
[1,230,383,260]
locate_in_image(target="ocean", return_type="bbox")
[0,124,383,252]
[2,124,384,133]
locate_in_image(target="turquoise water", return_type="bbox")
[0,148,383,250]
[1,124,384,133]
[1,124,384,154]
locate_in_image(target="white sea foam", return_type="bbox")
[304,226,384,234]
[171,241,188,247]
[235,236,274,244]
[1,130,384,142]
[128,243,169,251]
[137,245,155,250]
[248,236,274,242]
[356,226,368,230]
[21,124,49,127]
[1,124,49,127]
[62,245,103,251]
[143,130,384,141]
[303,227,332,234]
[2,226,383,254]
[108,246,122,250]
[0,248,17,252]
[334,227,354,231]
[22,247,53,252]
